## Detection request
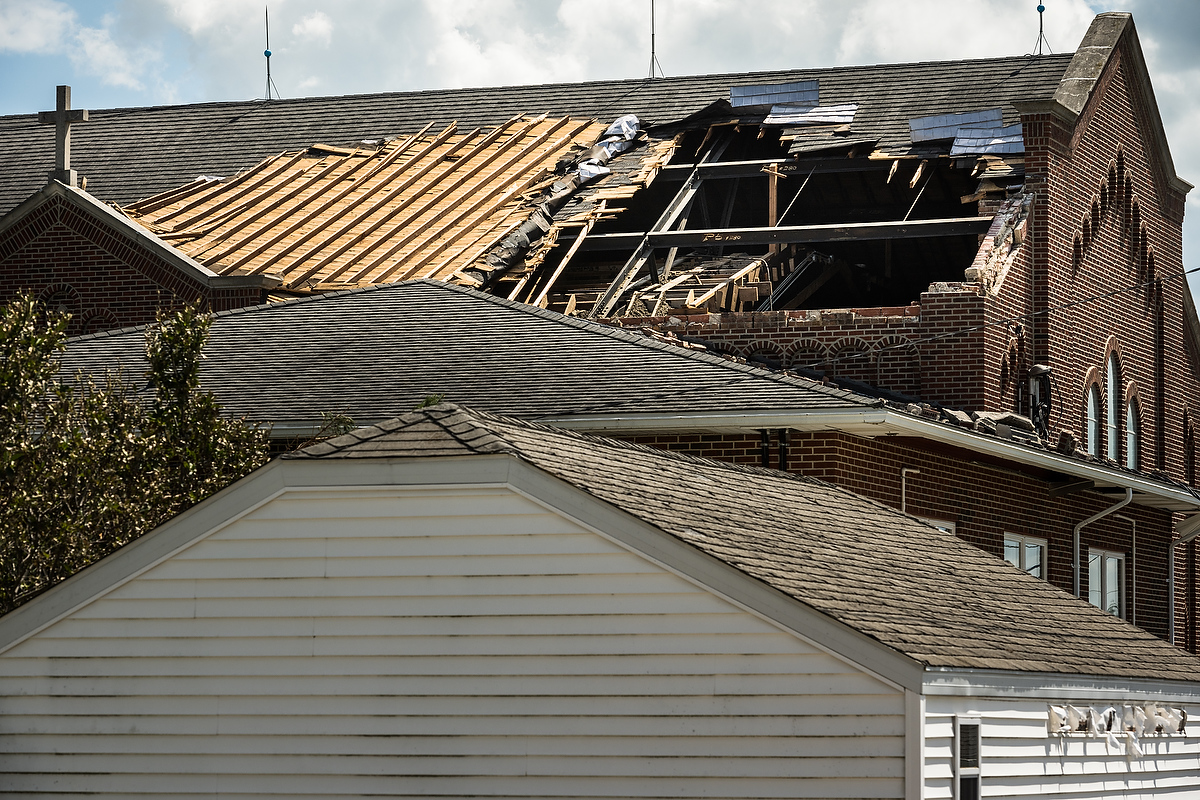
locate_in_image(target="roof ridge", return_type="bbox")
[412,280,878,407]
[0,53,1075,121]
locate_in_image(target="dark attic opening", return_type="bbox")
[486,81,1024,319]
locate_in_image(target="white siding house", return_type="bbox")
[1,404,1198,798]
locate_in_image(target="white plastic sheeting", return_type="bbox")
[763,103,858,127]
[576,114,642,184]
[1050,702,1189,761]
[950,123,1024,155]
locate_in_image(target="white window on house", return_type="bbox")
[1087,384,1102,457]
[954,715,981,800]
[1088,548,1125,618]
[1126,399,1140,470]
[1003,534,1047,579]
[1107,353,1121,461]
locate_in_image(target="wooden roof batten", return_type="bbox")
[125,115,605,289]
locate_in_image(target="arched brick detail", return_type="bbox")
[873,334,921,397]
[743,339,785,370]
[785,340,829,373]
[828,337,874,383]
[81,308,121,335]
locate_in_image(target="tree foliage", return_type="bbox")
[0,295,269,614]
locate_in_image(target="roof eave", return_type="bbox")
[543,407,1200,512]
[0,181,282,290]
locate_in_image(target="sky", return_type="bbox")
[1,0,1198,284]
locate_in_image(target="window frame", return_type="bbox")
[954,715,982,800]
[1003,533,1047,580]
[1088,547,1126,618]
[1126,398,1140,471]
[1087,384,1102,457]
[1106,354,1121,462]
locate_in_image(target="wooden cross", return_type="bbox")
[38,85,88,187]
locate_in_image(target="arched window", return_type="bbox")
[1107,353,1121,461]
[1087,384,1102,457]
[1126,399,1140,470]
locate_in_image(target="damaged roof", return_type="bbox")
[288,402,1200,682]
[0,54,1073,216]
[126,116,608,289]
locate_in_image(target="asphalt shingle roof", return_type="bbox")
[57,279,875,426]
[1,54,1073,216]
[289,402,1200,682]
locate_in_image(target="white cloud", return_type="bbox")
[71,23,150,89]
[292,11,332,47]
[0,0,75,54]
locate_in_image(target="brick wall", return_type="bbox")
[627,428,1180,645]
[0,194,264,334]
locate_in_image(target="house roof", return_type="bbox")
[57,279,875,430]
[124,116,616,289]
[287,402,1200,682]
[0,54,1074,217]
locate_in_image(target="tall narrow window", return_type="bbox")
[1107,354,1121,462]
[1088,548,1125,618]
[1087,385,1102,457]
[955,716,981,800]
[1126,400,1140,470]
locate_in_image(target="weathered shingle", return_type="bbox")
[0,54,1073,216]
[57,279,876,426]
[291,402,1200,682]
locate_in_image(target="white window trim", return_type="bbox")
[1004,533,1048,580]
[918,516,956,535]
[954,714,981,800]
[1088,547,1126,618]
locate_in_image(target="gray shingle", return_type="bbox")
[57,279,876,426]
[290,402,1200,682]
[0,54,1073,216]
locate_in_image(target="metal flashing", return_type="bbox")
[730,80,819,108]
[909,107,1003,143]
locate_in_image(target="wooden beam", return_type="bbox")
[574,216,993,250]
[209,122,445,271]
[532,215,597,307]
[656,157,900,182]
[346,116,577,284]
[279,120,524,284]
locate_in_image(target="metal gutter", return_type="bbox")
[1072,487,1131,598]
[543,407,1200,512]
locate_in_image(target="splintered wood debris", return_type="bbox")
[125,116,605,290]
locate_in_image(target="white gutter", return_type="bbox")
[1073,488,1132,599]
[542,407,1200,511]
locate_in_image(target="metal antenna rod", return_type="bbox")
[1032,3,1053,56]
[264,6,281,100]
[648,0,665,79]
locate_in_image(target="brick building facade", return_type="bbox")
[0,182,275,335]
[604,15,1200,650]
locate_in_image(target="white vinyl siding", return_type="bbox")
[925,696,1200,799]
[0,486,905,799]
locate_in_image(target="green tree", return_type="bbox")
[0,295,268,614]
